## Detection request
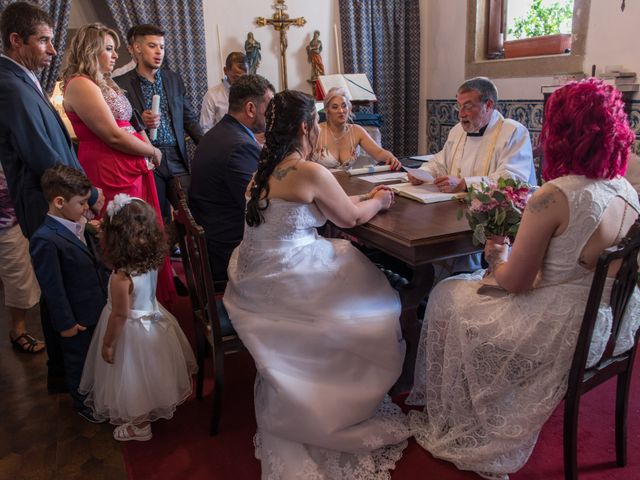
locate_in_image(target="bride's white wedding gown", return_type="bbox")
[406,175,640,479]
[224,199,411,479]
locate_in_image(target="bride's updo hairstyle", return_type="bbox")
[246,90,317,227]
[540,78,633,182]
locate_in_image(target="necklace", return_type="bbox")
[328,124,349,143]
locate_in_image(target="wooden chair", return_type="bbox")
[564,218,640,479]
[173,196,243,435]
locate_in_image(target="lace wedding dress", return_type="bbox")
[406,175,640,479]
[224,199,411,479]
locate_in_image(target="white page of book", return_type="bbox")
[318,74,348,95]
[392,183,461,204]
[358,172,407,184]
[343,74,377,101]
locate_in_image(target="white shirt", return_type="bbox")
[48,214,87,244]
[421,109,537,187]
[200,79,230,133]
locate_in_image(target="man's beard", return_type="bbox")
[140,57,162,70]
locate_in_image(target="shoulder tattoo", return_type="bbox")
[526,189,556,213]
[273,165,297,180]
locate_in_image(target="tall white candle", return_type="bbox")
[216,24,225,80]
[334,24,341,75]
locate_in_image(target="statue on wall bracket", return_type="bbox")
[245,32,262,75]
[306,30,325,82]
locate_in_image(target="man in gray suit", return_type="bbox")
[114,24,203,221]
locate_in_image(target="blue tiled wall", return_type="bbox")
[427,99,640,154]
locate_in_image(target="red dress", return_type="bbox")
[66,80,176,306]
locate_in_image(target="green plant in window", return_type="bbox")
[509,0,574,39]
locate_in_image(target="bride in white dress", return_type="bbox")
[406,78,640,479]
[223,90,411,479]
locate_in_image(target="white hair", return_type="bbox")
[323,87,352,111]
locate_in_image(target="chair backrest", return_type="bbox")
[567,217,640,389]
[174,197,227,345]
[168,177,187,211]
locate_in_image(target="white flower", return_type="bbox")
[105,193,134,219]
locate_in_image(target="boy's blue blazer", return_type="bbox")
[30,215,109,333]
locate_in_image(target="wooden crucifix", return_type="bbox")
[256,0,306,89]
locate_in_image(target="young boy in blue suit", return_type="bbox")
[30,165,109,422]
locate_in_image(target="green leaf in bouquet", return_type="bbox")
[473,224,486,245]
[506,210,522,222]
[496,209,507,225]
[478,192,492,203]
[474,211,488,223]
[493,190,506,203]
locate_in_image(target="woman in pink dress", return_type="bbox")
[62,23,175,306]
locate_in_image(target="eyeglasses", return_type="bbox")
[453,101,481,113]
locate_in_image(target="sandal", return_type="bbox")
[10,332,45,354]
[113,423,152,442]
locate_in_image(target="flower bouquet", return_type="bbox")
[457,177,535,245]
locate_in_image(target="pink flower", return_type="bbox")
[470,198,484,212]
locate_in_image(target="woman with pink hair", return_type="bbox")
[406,78,640,479]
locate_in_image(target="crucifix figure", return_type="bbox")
[256,0,306,89]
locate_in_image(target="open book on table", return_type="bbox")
[390,183,463,204]
[317,74,377,102]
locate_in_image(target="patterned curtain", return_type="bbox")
[104,0,207,115]
[0,0,71,95]
[338,0,421,156]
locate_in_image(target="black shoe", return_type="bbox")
[77,407,107,424]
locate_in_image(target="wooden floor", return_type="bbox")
[0,286,127,480]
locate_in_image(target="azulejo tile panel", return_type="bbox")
[426,100,640,154]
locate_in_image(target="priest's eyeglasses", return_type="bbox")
[453,101,480,113]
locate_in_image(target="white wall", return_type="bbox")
[65,1,428,152]
[424,0,640,100]
[202,0,341,94]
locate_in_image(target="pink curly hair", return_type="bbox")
[540,78,634,181]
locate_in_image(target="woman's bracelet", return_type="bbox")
[359,193,371,202]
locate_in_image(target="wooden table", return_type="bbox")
[334,171,481,391]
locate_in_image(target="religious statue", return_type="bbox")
[245,32,262,75]
[306,30,325,81]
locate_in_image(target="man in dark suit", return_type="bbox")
[0,2,104,393]
[0,2,103,238]
[114,24,203,220]
[189,74,274,281]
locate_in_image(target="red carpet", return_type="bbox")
[122,294,640,479]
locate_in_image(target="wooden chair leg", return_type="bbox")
[615,371,631,467]
[194,327,207,400]
[563,395,580,480]
[209,349,224,436]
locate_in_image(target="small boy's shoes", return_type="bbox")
[113,423,152,442]
[77,407,107,424]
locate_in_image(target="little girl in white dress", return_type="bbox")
[79,194,197,441]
